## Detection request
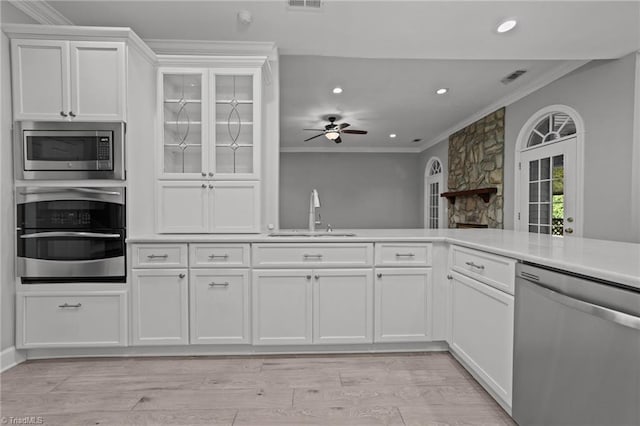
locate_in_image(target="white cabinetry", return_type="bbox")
[448,245,516,409]
[16,291,127,349]
[157,181,260,233]
[156,63,264,233]
[190,269,250,344]
[11,39,125,121]
[374,243,433,343]
[374,268,432,342]
[252,269,313,345]
[131,269,189,345]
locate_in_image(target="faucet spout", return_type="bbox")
[309,189,321,231]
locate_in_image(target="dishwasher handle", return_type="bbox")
[522,278,640,331]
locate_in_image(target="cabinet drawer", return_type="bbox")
[450,245,516,294]
[189,244,250,268]
[17,291,127,348]
[375,243,432,266]
[132,244,188,268]
[252,243,373,268]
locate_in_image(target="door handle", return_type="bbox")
[21,232,121,239]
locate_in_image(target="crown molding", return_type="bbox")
[280,146,423,154]
[417,59,590,153]
[1,23,157,64]
[146,39,278,61]
[8,0,73,25]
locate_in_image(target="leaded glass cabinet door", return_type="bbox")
[520,138,577,236]
[160,69,209,179]
[210,69,261,179]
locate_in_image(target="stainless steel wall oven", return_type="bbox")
[17,187,126,283]
[16,121,125,180]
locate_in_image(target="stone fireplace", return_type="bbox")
[447,108,505,228]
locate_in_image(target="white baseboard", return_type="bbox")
[1,346,26,372]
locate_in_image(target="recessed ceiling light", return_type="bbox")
[497,19,517,33]
[332,87,343,94]
[436,88,449,95]
[389,134,397,138]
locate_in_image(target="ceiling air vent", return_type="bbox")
[501,69,527,85]
[288,0,322,10]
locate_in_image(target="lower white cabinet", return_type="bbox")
[313,269,373,344]
[252,270,313,345]
[449,271,514,406]
[157,181,260,234]
[16,291,127,348]
[189,269,250,344]
[131,269,189,345]
[374,268,432,342]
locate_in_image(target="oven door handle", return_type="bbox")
[20,188,122,196]
[20,232,122,239]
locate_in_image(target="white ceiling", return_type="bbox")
[33,0,640,150]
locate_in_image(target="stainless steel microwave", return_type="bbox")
[15,121,125,180]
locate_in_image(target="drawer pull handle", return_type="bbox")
[303,254,323,259]
[209,282,229,287]
[465,261,485,270]
[447,274,453,280]
[179,273,186,278]
[208,254,229,259]
[147,254,169,259]
[58,303,81,308]
[395,253,415,257]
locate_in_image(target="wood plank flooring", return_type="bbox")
[0,352,515,425]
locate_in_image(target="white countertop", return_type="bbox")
[127,229,640,290]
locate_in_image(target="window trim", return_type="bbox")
[514,105,585,236]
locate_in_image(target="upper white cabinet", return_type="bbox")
[159,67,261,180]
[11,39,126,121]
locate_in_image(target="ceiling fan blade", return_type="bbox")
[341,129,368,135]
[334,136,342,144]
[339,123,351,129]
[303,128,325,131]
[304,133,325,142]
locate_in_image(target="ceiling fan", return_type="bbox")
[303,116,368,144]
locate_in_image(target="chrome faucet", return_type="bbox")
[308,189,321,232]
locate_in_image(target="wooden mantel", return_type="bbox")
[440,187,498,204]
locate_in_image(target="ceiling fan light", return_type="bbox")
[325,131,340,140]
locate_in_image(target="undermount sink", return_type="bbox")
[268,231,357,237]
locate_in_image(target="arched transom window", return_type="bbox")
[526,112,577,148]
[425,158,444,229]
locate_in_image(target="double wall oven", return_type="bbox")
[17,187,126,283]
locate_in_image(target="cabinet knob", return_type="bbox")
[208,184,213,189]
[314,274,320,280]
[60,111,68,117]
[447,274,453,280]
[377,273,382,278]
[201,184,207,188]
[208,172,214,177]
[565,228,574,234]
[201,172,207,177]
[179,273,185,278]
[306,275,311,280]
[68,111,76,117]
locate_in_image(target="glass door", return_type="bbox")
[211,69,260,179]
[520,137,576,236]
[160,70,208,178]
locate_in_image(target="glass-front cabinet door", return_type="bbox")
[211,69,261,179]
[158,67,261,180]
[160,69,208,178]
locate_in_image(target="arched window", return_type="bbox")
[515,106,584,236]
[425,157,445,229]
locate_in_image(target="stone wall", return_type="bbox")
[448,108,504,228]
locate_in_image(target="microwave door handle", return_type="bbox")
[20,232,121,239]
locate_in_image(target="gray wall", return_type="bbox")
[280,153,421,229]
[418,139,448,227]
[1,2,39,351]
[504,54,637,242]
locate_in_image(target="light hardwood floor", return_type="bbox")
[0,352,515,425]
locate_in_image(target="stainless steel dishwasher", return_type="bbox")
[514,263,640,426]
